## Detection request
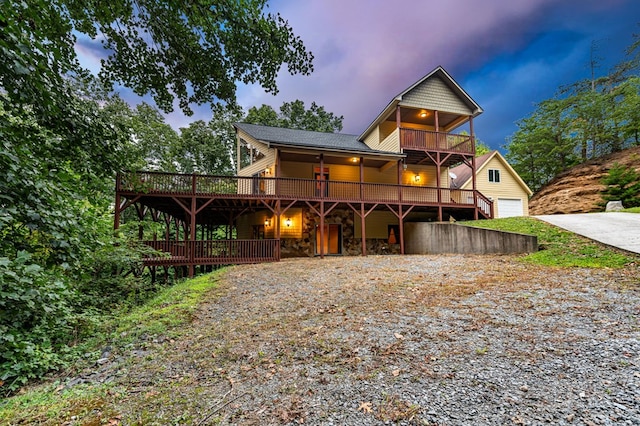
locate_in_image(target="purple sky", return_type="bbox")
[77,0,640,151]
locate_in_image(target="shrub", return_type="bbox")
[601,162,640,208]
[0,252,73,390]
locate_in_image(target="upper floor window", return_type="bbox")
[239,138,266,169]
[488,169,500,183]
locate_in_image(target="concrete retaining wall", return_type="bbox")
[404,222,538,255]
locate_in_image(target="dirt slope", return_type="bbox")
[529,146,640,215]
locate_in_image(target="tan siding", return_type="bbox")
[400,165,439,187]
[362,127,380,149]
[365,165,397,184]
[281,161,314,179]
[238,209,302,239]
[328,164,358,181]
[279,209,303,238]
[379,127,400,153]
[379,121,397,141]
[236,131,275,177]
[354,211,398,238]
[236,214,252,239]
[400,76,473,115]
[462,157,530,216]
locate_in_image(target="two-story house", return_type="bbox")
[115,66,494,276]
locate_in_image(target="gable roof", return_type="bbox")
[449,150,533,196]
[359,66,483,140]
[234,122,404,158]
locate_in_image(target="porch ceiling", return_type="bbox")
[385,107,468,131]
[280,151,391,168]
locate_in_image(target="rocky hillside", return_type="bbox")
[529,146,640,215]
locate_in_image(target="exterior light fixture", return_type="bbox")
[419,110,428,118]
[414,174,421,183]
[285,218,292,227]
[351,157,358,163]
[264,218,270,227]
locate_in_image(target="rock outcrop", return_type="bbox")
[529,146,640,215]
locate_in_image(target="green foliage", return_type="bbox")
[245,99,344,132]
[0,0,314,392]
[0,271,222,421]
[464,217,637,268]
[475,141,491,157]
[0,0,313,115]
[0,89,152,390]
[601,162,640,207]
[0,253,72,390]
[506,98,580,192]
[505,35,640,192]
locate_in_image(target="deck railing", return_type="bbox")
[118,172,491,214]
[400,128,474,154]
[142,239,279,265]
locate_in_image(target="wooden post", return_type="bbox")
[276,199,281,260]
[470,116,479,219]
[436,152,442,222]
[319,154,325,258]
[360,157,366,256]
[398,205,405,255]
[396,105,401,128]
[188,195,196,277]
[114,174,121,231]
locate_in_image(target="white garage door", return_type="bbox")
[497,198,523,218]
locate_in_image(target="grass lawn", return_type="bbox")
[462,216,639,268]
[0,271,223,424]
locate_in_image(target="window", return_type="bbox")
[239,138,266,169]
[488,169,501,183]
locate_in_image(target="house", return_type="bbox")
[114,66,493,275]
[449,150,532,218]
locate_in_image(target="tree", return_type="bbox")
[601,162,640,208]
[0,0,314,116]
[506,98,579,192]
[245,100,343,132]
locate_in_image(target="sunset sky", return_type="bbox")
[78,0,640,151]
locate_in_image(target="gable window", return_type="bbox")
[488,169,501,183]
[239,138,266,169]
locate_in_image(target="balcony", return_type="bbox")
[400,128,474,155]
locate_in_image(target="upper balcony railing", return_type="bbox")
[117,172,492,217]
[400,128,474,154]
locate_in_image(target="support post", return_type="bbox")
[188,195,196,277]
[114,174,121,231]
[398,205,405,255]
[319,154,325,258]
[470,116,479,219]
[360,157,366,256]
[436,152,442,222]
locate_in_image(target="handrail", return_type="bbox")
[118,171,491,210]
[399,128,474,154]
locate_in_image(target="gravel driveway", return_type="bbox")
[92,255,639,425]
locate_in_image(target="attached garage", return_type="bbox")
[449,151,533,218]
[497,198,524,218]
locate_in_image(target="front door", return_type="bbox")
[315,224,342,255]
[314,169,329,197]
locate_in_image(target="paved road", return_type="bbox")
[535,212,640,254]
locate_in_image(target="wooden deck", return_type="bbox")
[116,171,493,272]
[117,172,492,217]
[142,239,279,266]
